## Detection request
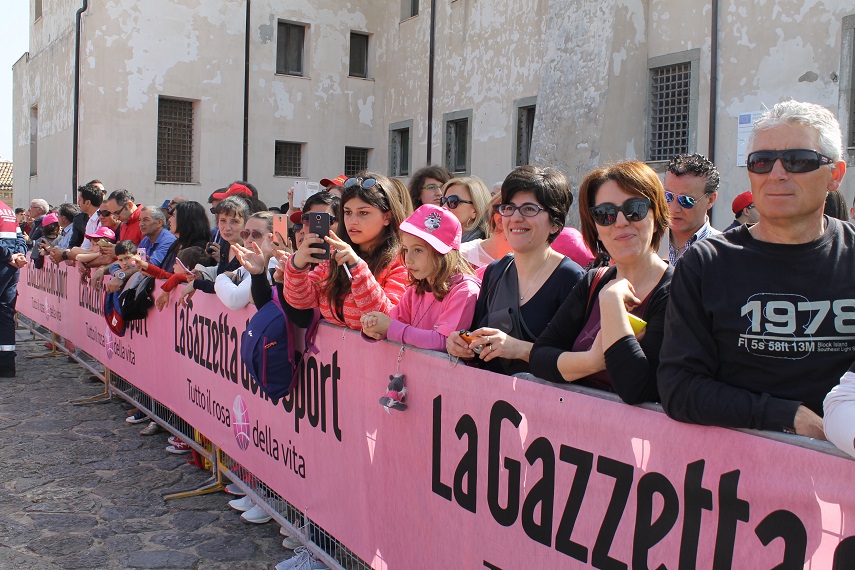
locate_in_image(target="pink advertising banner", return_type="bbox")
[17,263,855,569]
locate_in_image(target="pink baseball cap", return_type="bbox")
[85,226,116,241]
[399,204,461,254]
[41,213,59,226]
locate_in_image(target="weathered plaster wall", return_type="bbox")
[248,0,388,204]
[715,0,855,224]
[12,25,76,208]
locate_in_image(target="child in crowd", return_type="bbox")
[76,227,116,265]
[282,174,408,329]
[143,246,216,311]
[113,240,138,277]
[361,204,480,351]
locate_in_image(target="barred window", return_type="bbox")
[344,147,369,176]
[516,105,536,166]
[156,98,194,183]
[349,33,369,78]
[275,141,302,177]
[445,119,468,174]
[389,126,410,177]
[277,23,305,76]
[649,63,691,161]
[35,0,42,21]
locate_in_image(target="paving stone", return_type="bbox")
[126,550,199,569]
[171,510,219,532]
[54,550,111,570]
[196,535,259,561]
[149,530,216,549]
[26,534,93,557]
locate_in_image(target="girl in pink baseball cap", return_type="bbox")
[361,204,481,351]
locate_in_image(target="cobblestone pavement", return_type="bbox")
[0,327,294,570]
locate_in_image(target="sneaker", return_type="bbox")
[140,422,161,436]
[281,534,302,550]
[241,504,272,524]
[275,547,328,570]
[125,411,148,424]
[165,442,191,454]
[228,495,255,512]
[224,483,246,496]
[167,436,184,446]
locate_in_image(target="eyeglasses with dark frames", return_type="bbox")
[440,195,474,209]
[496,203,545,217]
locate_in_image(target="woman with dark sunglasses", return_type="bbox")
[447,165,584,375]
[282,172,409,329]
[531,160,672,404]
[441,176,493,242]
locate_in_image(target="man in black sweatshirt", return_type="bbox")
[659,100,850,440]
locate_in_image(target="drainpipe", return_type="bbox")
[72,0,90,202]
[426,0,437,164]
[708,0,719,163]
[242,0,251,180]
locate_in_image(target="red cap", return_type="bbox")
[320,174,347,189]
[212,183,253,201]
[731,191,753,214]
[289,210,304,224]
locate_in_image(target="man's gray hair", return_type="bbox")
[749,100,843,162]
[30,199,49,215]
[142,205,167,226]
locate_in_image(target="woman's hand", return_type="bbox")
[232,242,268,275]
[132,254,148,271]
[469,327,527,362]
[206,241,220,260]
[361,311,391,339]
[599,278,641,312]
[178,281,195,307]
[155,290,170,311]
[292,231,329,269]
[325,230,359,267]
[447,331,476,359]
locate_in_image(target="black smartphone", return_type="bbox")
[307,212,331,260]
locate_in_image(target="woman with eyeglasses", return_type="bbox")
[446,165,584,375]
[408,165,451,208]
[211,212,279,310]
[282,173,409,329]
[441,176,493,242]
[530,160,672,404]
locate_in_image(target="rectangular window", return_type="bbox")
[34,0,42,21]
[515,103,536,166]
[349,33,369,78]
[277,22,305,76]
[401,0,419,20]
[344,147,370,176]
[845,15,855,150]
[647,49,699,161]
[443,110,472,175]
[29,106,38,177]
[156,97,194,183]
[275,141,303,177]
[389,121,412,177]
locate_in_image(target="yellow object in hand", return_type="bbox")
[627,314,647,335]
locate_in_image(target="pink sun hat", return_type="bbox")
[399,204,461,254]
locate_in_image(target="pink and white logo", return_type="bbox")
[233,396,251,451]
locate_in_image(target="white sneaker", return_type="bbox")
[282,534,302,549]
[275,547,328,570]
[228,495,255,512]
[241,504,272,524]
[224,483,246,496]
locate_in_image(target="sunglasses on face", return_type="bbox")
[590,197,651,226]
[111,204,126,216]
[210,207,218,215]
[240,229,268,240]
[97,210,113,217]
[746,148,834,174]
[440,195,474,209]
[496,203,544,217]
[421,183,442,192]
[665,191,709,209]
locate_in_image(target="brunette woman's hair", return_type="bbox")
[324,172,406,320]
[172,201,211,248]
[407,165,451,208]
[405,246,474,301]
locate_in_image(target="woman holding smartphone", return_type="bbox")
[530,160,672,404]
[282,173,408,329]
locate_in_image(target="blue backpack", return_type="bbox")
[240,296,320,400]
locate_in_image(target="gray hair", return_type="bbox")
[30,199,49,215]
[749,100,843,162]
[142,205,167,226]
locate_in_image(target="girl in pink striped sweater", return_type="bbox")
[282,174,408,329]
